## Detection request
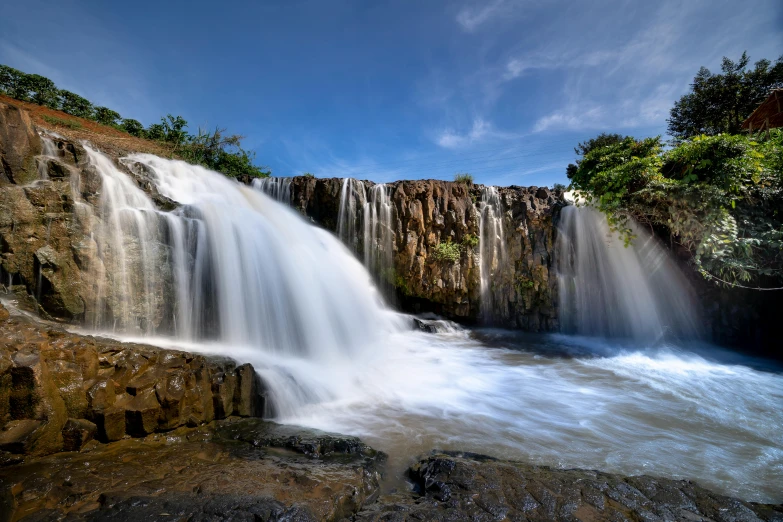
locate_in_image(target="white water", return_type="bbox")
[252,176,292,203]
[478,186,506,321]
[556,202,703,342]
[70,152,783,503]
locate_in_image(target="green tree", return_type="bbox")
[94,106,122,126]
[145,123,166,141]
[58,90,94,119]
[179,127,270,181]
[160,114,189,146]
[120,118,145,137]
[667,52,783,140]
[25,74,59,108]
[0,65,17,94]
[566,133,628,179]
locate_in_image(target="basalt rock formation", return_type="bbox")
[0,303,269,458]
[286,177,564,330]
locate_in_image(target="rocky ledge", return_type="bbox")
[0,302,269,458]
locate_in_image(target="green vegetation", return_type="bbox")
[0,63,269,181]
[454,173,474,185]
[566,52,783,290]
[568,131,783,288]
[667,52,783,140]
[552,183,566,192]
[41,114,82,129]
[303,172,316,178]
[432,239,462,263]
[461,234,479,249]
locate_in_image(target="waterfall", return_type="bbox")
[478,186,506,322]
[363,183,394,291]
[556,200,703,342]
[252,177,292,203]
[78,148,396,360]
[337,177,366,252]
[334,178,394,297]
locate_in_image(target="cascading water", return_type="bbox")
[252,177,292,203]
[334,178,395,297]
[79,148,396,362]
[478,186,506,321]
[556,198,703,342]
[59,151,783,503]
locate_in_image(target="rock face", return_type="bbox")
[0,303,269,458]
[0,102,41,185]
[359,452,783,522]
[286,177,564,329]
[0,417,385,521]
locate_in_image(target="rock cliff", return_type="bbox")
[285,177,564,329]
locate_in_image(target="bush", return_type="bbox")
[569,131,783,287]
[454,173,473,185]
[303,172,315,178]
[121,118,145,137]
[553,183,566,192]
[432,239,461,263]
[461,233,479,249]
[180,127,270,181]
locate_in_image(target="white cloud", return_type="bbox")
[456,0,511,32]
[437,118,492,148]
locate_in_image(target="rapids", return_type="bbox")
[74,148,782,504]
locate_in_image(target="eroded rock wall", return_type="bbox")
[0,303,268,457]
[287,177,564,330]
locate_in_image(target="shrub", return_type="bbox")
[454,173,473,185]
[553,183,566,192]
[120,118,145,137]
[432,239,461,263]
[180,127,271,181]
[303,172,315,178]
[461,233,479,249]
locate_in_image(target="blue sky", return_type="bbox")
[2,0,781,187]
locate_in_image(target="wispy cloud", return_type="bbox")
[456,0,513,32]
[436,118,521,149]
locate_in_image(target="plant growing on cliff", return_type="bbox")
[461,234,479,250]
[432,239,461,263]
[180,127,270,181]
[454,173,474,185]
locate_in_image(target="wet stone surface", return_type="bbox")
[0,417,386,521]
[358,451,783,522]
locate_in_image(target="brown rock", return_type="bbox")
[0,102,41,185]
[61,418,96,451]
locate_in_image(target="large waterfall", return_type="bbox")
[48,150,781,504]
[556,200,703,342]
[79,148,396,359]
[478,186,506,322]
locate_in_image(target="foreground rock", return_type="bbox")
[0,303,268,458]
[0,417,385,521]
[360,452,783,522]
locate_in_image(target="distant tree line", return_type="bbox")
[0,64,270,181]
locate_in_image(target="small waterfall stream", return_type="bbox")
[252,177,292,202]
[478,186,506,322]
[556,199,703,342]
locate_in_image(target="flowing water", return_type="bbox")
[252,176,292,203]
[478,186,506,322]
[73,151,783,503]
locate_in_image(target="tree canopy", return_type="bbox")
[667,52,783,140]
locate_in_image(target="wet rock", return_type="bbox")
[286,177,564,330]
[0,418,385,521]
[358,452,783,522]
[0,304,270,455]
[61,418,96,451]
